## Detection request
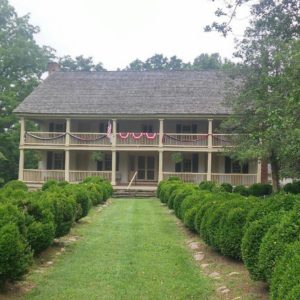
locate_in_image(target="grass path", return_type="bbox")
[25,199,214,300]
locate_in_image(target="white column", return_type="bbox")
[112,119,117,146]
[158,151,163,182]
[208,119,213,148]
[20,117,25,146]
[257,159,262,183]
[111,150,116,185]
[207,152,212,181]
[65,118,70,146]
[65,150,70,181]
[18,149,24,181]
[159,119,164,147]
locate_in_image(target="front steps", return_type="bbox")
[113,189,157,198]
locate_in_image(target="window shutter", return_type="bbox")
[49,123,54,132]
[225,156,231,173]
[192,153,199,172]
[176,124,182,133]
[242,163,249,174]
[99,123,104,133]
[175,162,182,172]
[47,151,53,169]
[116,152,119,171]
[62,152,65,169]
[192,124,197,133]
[97,161,103,171]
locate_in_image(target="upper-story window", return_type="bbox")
[142,124,153,133]
[49,122,66,132]
[176,124,197,133]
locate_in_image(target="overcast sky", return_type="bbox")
[10,0,251,70]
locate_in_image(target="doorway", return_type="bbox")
[128,155,156,182]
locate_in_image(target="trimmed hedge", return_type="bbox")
[0,176,112,285]
[157,178,300,299]
[284,181,300,194]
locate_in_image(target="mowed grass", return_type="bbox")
[25,199,214,300]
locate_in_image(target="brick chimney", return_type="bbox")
[47,62,60,75]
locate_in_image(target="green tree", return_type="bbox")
[192,53,222,70]
[58,55,106,71]
[206,0,300,191]
[0,0,54,184]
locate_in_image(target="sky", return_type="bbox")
[9,0,251,70]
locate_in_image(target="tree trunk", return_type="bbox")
[270,154,280,193]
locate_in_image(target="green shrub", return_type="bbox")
[179,194,200,220]
[194,198,214,234]
[42,180,58,191]
[248,183,272,197]
[0,224,32,285]
[285,285,300,300]
[167,188,179,209]
[183,205,200,231]
[233,185,249,196]
[26,219,55,254]
[271,241,300,300]
[242,212,282,281]
[172,185,198,216]
[199,181,217,191]
[3,180,28,191]
[220,183,233,193]
[258,205,300,283]
[284,181,300,194]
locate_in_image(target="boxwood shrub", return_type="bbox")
[270,241,300,300]
[284,181,300,194]
[233,185,249,196]
[248,183,272,197]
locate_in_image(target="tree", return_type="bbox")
[0,0,54,184]
[192,53,222,70]
[58,55,106,71]
[206,0,300,191]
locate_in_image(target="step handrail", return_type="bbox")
[127,171,138,190]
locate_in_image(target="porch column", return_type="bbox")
[20,117,25,146]
[257,159,262,183]
[65,150,70,182]
[159,119,164,147]
[18,149,24,181]
[65,118,71,146]
[111,150,116,185]
[158,150,163,182]
[208,119,213,148]
[207,152,212,181]
[112,119,117,146]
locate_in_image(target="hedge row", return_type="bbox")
[0,177,112,285]
[157,178,300,300]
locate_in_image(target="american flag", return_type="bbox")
[107,121,112,143]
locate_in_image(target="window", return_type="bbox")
[176,124,197,133]
[49,122,66,132]
[225,156,249,174]
[142,124,153,133]
[175,153,198,173]
[47,151,65,170]
[97,153,112,171]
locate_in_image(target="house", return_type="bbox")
[14,63,267,190]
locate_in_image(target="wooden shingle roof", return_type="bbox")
[14,70,233,116]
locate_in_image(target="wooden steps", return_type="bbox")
[112,189,157,198]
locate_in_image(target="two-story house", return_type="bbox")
[14,63,265,190]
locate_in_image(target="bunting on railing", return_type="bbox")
[25,132,67,140]
[164,134,208,143]
[117,132,158,141]
[68,133,108,141]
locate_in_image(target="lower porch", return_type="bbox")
[20,150,260,188]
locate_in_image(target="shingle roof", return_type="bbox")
[14,70,233,116]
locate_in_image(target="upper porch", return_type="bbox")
[20,117,235,150]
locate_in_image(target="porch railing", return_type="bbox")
[23,169,65,182]
[163,133,208,147]
[211,173,257,186]
[69,132,110,146]
[116,133,159,146]
[163,172,207,183]
[212,134,235,147]
[69,170,112,182]
[25,132,66,145]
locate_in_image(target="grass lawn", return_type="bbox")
[24,198,214,300]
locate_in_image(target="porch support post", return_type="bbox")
[159,119,164,147]
[20,117,25,146]
[207,152,212,181]
[112,119,117,146]
[65,118,71,146]
[208,119,213,148]
[257,159,262,183]
[111,150,116,186]
[18,149,24,181]
[158,150,163,182]
[65,150,70,182]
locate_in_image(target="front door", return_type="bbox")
[128,155,156,182]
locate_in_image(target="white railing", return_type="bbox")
[116,133,159,146]
[25,132,66,145]
[69,132,110,146]
[212,134,235,147]
[163,133,208,147]
[69,171,111,182]
[163,172,207,183]
[211,173,257,186]
[23,169,65,182]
